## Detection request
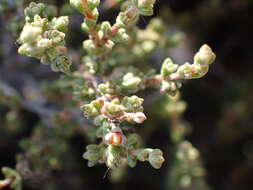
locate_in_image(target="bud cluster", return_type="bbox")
[70,0,135,57]
[70,0,159,63]
[17,3,71,74]
[136,148,165,169]
[15,0,216,173]
[83,130,165,169]
[80,95,145,122]
[160,44,216,96]
[24,2,57,23]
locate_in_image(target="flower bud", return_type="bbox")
[104,127,127,146]
[122,73,141,91]
[161,58,178,78]
[105,102,124,117]
[51,16,69,33]
[124,112,147,124]
[37,38,52,49]
[48,30,65,46]
[33,15,48,28]
[24,2,45,22]
[19,24,42,43]
[18,43,44,57]
[194,44,216,65]
[121,95,144,112]
[116,13,129,28]
[113,28,129,43]
[161,80,181,96]
[101,21,111,36]
[18,44,30,55]
[98,82,115,94]
[132,112,147,123]
[24,2,57,22]
[177,62,193,79]
[51,54,71,74]
[148,149,165,169]
[92,98,104,109]
[69,0,84,14]
[191,64,209,79]
[81,99,104,117]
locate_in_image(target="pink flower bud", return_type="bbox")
[104,128,127,146]
[132,112,147,123]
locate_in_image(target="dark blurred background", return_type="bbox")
[1,0,253,190]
